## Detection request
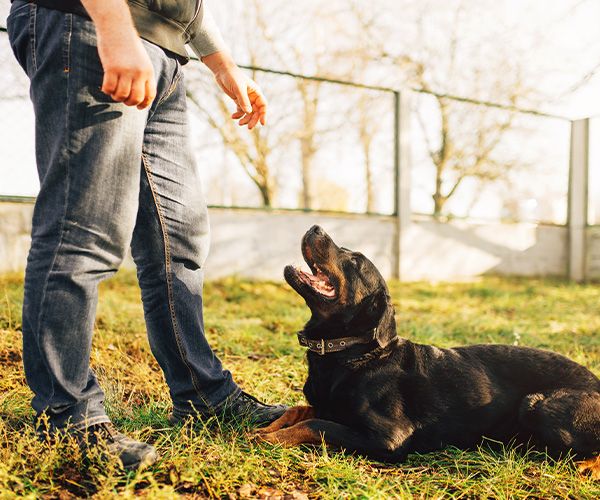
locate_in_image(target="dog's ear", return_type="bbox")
[357,288,397,346]
[344,288,389,329]
[364,288,390,318]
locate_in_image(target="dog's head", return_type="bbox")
[284,226,395,340]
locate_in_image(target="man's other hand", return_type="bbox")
[203,52,268,130]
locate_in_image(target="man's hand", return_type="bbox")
[82,0,156,109]
[97,31,156,109]
[203,52,267,130]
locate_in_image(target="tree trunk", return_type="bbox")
[259,184,271,207]
[432,192,447,218]
[364,146,374,213]
[300,138,314,210]
[432,161,447,218]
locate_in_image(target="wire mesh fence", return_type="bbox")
[0,27,37,198]
[0,26,583,225]
[184,63,397,215]
[410,92,571,224]
[588,118,600,225]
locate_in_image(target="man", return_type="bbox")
[6,0,286,470]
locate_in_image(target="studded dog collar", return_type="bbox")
[297,328,379,355]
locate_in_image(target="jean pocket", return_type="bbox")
[7,0,30,19]
[7,1,32,74]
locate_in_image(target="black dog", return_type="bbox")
[257,226,600,478]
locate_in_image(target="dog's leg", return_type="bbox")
[577,455,600,480]
[255,405,315,434]
[257,418,408,462]
[518,390,600,460]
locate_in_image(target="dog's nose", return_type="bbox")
[310,225,324,236]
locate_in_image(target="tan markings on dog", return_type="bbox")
[430,346,445,358]
[258,422,322,446]
[325,266,355,309]
[256,405,315,434]
[577,455,600,480]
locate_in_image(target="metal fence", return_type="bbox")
[0,25,592,229]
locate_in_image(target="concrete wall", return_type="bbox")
[586,226,600,280]
[400,218,567,280]
[0,201,573,281]
[0,203,35,273]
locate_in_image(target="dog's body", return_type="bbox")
[258,226,600,478]
[305,340,599,460]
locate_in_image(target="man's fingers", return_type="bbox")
[102,71,156,109]
[231,107,245,119]
[101,71,119,96]
[137,78,157,110]
[257,104,267,126]
[249,87,268,126]
[234,83,253,114]
[238,113,252,126]
[111,75,133,103]
[124,76,146,107]
[249,86,267,108]
[218,74,268,128]
[247,112,260,130]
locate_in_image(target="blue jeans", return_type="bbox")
[7,1,239,430]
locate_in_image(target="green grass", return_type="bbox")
[0,271,599,498]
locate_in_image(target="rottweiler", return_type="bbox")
[256,225,600,478]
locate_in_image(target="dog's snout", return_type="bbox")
[310,225,324,236]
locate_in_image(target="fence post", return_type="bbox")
[393,91,412,280]
[567,118,590,282]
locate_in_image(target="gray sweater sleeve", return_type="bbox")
[188,5,228,58]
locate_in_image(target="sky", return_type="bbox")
[1,0,600,222]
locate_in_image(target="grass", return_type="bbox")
[0,270,599,498]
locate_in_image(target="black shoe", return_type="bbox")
[51,422,158,471]
[169,391,287,428]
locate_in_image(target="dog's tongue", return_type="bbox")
[296,266,336,297]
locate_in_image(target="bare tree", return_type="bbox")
[355,93,383,212]
[296,79,322,209]
[186,76,280,207]
[345,0,537,218]
[200,0,355,210]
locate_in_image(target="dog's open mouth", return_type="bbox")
[292,264,336,298]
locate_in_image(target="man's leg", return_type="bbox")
[8,2,157,466]
[131,56,239,415]
[10,3,146,430]
[131,61,285,425]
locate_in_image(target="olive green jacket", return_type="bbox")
[23,0,227,61]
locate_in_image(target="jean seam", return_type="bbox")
[156,66,182,107]
[62,14,72,73]
[140,152,205,400]
[33,15,74,412]
[28,3,37,72]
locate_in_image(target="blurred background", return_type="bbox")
[2,0,600,281]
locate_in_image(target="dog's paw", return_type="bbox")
[577,455,600,480]
[253,431,282,445]
[253,425,272,435]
